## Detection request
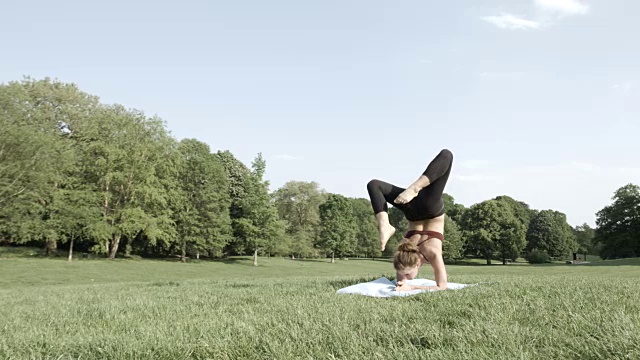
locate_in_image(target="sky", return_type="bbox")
[1,0,638,227]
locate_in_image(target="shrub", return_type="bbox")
[526,249,550,264]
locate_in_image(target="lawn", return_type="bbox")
[1,250,639,359]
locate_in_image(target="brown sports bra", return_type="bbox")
[404,230,444,242]
[404,230,444,264]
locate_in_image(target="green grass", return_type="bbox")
[0,245,48,258]
[1,253,639,359]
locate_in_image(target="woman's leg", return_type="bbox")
[366,179,404,250]
[394,149,453,205]
[366,149,453,249]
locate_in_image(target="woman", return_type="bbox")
[366,148,453,292]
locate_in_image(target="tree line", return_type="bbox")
[1,78,638,264]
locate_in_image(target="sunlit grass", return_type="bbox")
[1,253,639,359]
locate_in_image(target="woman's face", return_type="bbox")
[398,264,420,280]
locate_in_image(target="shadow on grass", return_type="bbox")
[0,246,48,259]
[579,258,640,266]
[446,260,493,266]
[290,257,393,263]
[217,258,256,266]
[507,257,640,267]
[226,283,253,288]
[149,281,181,287]
[125,255,256,266]
[445,259,533,266]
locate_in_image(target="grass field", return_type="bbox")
[1,248,639,359]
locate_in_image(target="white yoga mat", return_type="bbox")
[336,277,474,297]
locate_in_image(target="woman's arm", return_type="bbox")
[428,250,448,289]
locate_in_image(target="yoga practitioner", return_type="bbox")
[366,148,453,292]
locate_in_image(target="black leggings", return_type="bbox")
[366,149,453,222]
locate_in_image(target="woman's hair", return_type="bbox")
[393,241,421,270]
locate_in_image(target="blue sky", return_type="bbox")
[2,0,638,227]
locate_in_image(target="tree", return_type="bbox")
[0,77,97,255]
[173,139,232,261]
[443,216,464,261]
[493,196,536,261]
[279,231,318,259]
[349,198,380,258]
[317,194,357,262]
[272,181,326,258]
[494,196,534,231]
[594,184,640,259]
[442,193,466,224]
[574,223,596,255]
[215,150,251,212]
[234,153,283,266]
[215,150,252,255]
[73,104,177,258]
[526,210,577,260]
[461,200,526,264]
[52,186,102,261]
[0,120,51,209]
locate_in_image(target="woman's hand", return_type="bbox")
[395,281,446,292]
[394,281,415,292]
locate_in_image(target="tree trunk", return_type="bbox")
[103,190,110,256]
[181,241,187,263]
[486,254,492,265]
[45,237,57,257]
[253,249,258,266]
[124,243,132,258]
[502,252,507,265]
[108,234,121,259]
[68,237,74,262]
[331,251,335,263]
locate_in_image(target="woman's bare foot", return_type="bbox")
[380,224,396,251]
[394,186,420,204]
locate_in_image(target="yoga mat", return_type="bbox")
[336,277,475,297]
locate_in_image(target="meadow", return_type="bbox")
[1,248,639,359]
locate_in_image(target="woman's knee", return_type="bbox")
[438,148,453,161]
[367,179,383,192]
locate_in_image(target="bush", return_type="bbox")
[526,250,550,264]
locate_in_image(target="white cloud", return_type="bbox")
[482,0,589,31]
[481,13,542,29]
[274,154,301,161]
[612,82,633,93]
[534,0,590,15]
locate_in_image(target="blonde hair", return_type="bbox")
[393,241,421,270]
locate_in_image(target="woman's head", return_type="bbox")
[393,241,422,279]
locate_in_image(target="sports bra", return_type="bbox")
[404,230,444,264]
